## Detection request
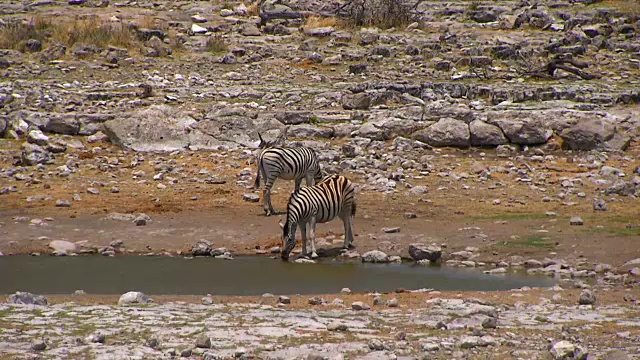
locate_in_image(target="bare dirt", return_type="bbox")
[1,137,639,268]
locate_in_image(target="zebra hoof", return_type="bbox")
[311,252,318,259]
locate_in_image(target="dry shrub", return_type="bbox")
[339,0,413,29]
[0,16,52,51]
[206,34,227,54]
[137,15,156,29]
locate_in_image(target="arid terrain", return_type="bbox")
[1,0,640,358]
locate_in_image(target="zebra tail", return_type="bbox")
[351,201,357,218]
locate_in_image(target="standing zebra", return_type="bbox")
[254,146,323,216]
[280,174,357,261]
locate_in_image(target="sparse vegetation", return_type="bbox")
[205,34,228,54]
[498,235,554,249]
[303,15,338,29]
[338,0,414,30]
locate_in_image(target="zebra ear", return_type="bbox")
[257,132,266,148]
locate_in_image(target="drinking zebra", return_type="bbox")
[254,146,323,216]
[279,174,357,261]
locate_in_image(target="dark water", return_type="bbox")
[0,255,555,296]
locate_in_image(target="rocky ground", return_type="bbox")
[1,0,640,358]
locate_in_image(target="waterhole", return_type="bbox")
[0,255,555,295]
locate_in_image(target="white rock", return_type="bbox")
[191,24,208,34]
[118,291,152,306]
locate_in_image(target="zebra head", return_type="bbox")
[313,163,324,183]
[279,220,296,260]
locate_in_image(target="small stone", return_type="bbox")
[340,288,351,294]
[88,333,105,344]
[181,349,193,357]
[31,340,47,351]
[202,295,214,305]
[196,334,211,349]
[403,212,417,219]
[550,340,576,359]
[569,216,583,226]
[387,298,399,307]
[578,289,596,305]
[327,322,348,331]
[7,292,48,305]
[382,226,400,233]
[55,199,71,207]
[308,297,324,305]
[593,199,607,211]
[278,296,291,304]
[243,193,260,202]
[146,337,160,349]
[351,301,370,310]
[368,339,384,351]
[87,187,100,195]
[134,215,147,226]
[482,317,497,329]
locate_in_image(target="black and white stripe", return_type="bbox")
[254,146,323,216]
[280,174,357,260]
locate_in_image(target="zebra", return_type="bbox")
[254,145,323,216]
[279,174,357,261]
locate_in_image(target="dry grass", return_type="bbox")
[339,0,412,30]
[0,15,138,51]
[246,2,260,16]
[52,18,137,49]
[304,15,338,29]
[599,0,640,13]
[205,34,228,54]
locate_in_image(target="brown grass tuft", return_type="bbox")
[246,2,260,16]
[0,16,52,51]
[205,34,228,54]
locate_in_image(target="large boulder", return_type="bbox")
[559,118,616,150]
[488,116,553,145]
[361,250,390,263]
[20,143,54,166]
[469,120,508,146]
[421,100,474,123]
[412,118,470,148]
[104,105,243,152]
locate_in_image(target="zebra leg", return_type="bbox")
[294,177,303,191]
[340,210,355,249]
[300,221,308,258]
[262,184,275,216]
[308,216,318,259]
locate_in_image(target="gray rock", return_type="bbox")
[569,216,584,226]
[7,292,48,306]
[55,199,71,207]
[196,334,212,348]
[550,340,576,359]
[361,250,390,263]
[469,120,508,146]
[368,339,385,351]
[605,180,636,196]
[327,322,348,331]
[341,93,371,110]
[242,193,260,202]
[491,118,553,145]
[118,291,152,306]
[482,317,497,329]
[412,118,470,148]
[31,339,47,351]
[192,241,212,256]
[593,199,607,211]
[181,349,193,357]
[21,143,53,166]
[134,214,148,226]
[202,295,214,305]
[278,296,291,304]
[382,227,400,233]
[27,129,49,145]
[308,297,325,305]
[560,118,615,150]
[351,301,371,310]
[408,243,442,262]
[49,240,76,254]
[578,289,596,305]
[87,333,105,344]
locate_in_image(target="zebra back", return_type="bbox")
[258,146,321,179]
[284,174,355,228]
